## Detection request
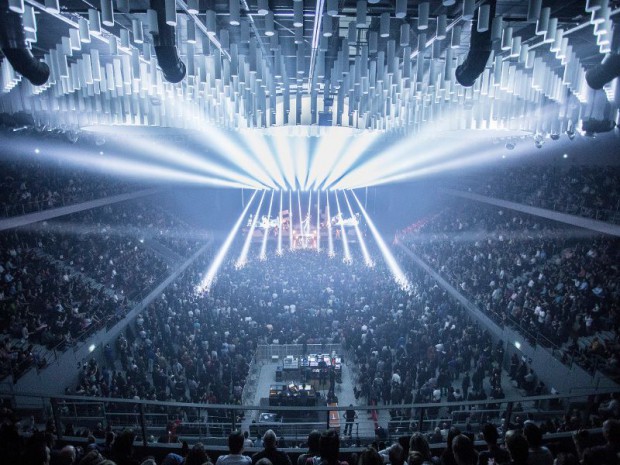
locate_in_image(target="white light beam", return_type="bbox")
[351,190,409,288]
[326,191,334,257]
[237,190,266,267]
[334,190,352,263]
[343,190,373,266]
[197,190,258,292]
[260,190,275,260]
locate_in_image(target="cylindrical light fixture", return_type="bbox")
[265,11,275,36]
[368,31,378,53]
[23,5,36,32]
[294,1,303,28]
[188,0,199,14]
[79,18,91,43]
[88,9,101,34]
[357,1,367,28]
[147,9,159,35]
[8,0,24,14]
[44,0,59,13]
[165,0,176,26]
[132,19,144,44]
[206,10,216,35]
[463,0,475,20]
[101,0,114,27]
[395,0,406,19]
[451,25,461,48]
[323,14,332,37]
[501,26,513,51]
[477,4,490,32]
[348,21,356,45]
[380,12,390,38]
[443,0,455,6]
[436,14,447,40]
[230,0,240,26]
[491,15,503,41]
[527,0,542,23]
[186,18,196,44]
[585,0,602,13]
[327,0,338,16]
[400,23,410,47]
[418,2,429,30]
[545,17,557,44]
[536,7,550,36]
[257,0,268,16]
[120,28,130,49]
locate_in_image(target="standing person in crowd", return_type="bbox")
[344,405,357,437]
[478,423,510,465]
[216,431,252,465]
[297,431,321,465]
[251,430,291,465]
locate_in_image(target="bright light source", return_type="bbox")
[34,148,40,154]
[237,190,266,267]
[351,190,408,288]
[197,190,258,292]
[316,189,321,253]
[99,151,104,155]
[563,153,568,159]
[289,191,294,250]
[88,344,96,353]
[514,341,521,350]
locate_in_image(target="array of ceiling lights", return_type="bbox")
[0,0,618,137]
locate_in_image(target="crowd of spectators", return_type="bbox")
[0,159,143,218]
[67,239,583,447]
[456,166,620,224]
[398,200,620,376]
[0,199,207,381]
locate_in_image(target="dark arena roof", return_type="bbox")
[1,1,620,465]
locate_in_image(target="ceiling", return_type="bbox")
[0,0,618,136]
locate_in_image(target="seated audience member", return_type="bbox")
[478,423,510,465]
[217,431,252,465]
[582,419,620,465]
[318,430,348,465]
[440,427,461,465]
[523,422,553,465]
[452,435,478,465]
[358,449,384,465]
[409,433,438,465]
[251,430,291,465]
[111,429,140,465]
[297,430,321,465]
[505,431,529,465]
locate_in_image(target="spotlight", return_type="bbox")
[505,142,515,150]
[582,118,616,137]
[549,133,560,141]
[563,153,568,159]
[533,133,544,149]
[34,148,40,154]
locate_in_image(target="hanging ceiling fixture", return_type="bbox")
[0,0,616,138]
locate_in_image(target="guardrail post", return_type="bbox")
[231,409,236,432]
[504,402,513,438]
[51,398,62,440]
[139,403,148,447]
[418,407,425,432]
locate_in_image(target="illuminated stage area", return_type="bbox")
[197,189,408,293]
